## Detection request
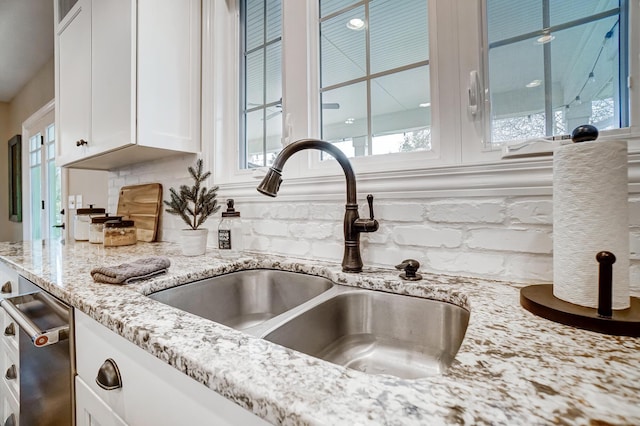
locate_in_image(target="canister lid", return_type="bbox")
[91,214,123,224]
[77,204,106,215]
[104,219,135,228]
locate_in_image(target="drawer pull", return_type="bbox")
[96,358,122,390]
[5,364,17,380]
[76,139,88,147]
[4,323,15,337]
[3,413,16,426]
[1,281,11,293]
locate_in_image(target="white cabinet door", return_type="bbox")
[90,0,135,156]
[76,376,128,426]
[75,310,269,426]
[56,0,91,165]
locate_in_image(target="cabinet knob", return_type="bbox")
[3,413,16,426]
[96,358,122,390]
[5,364,17,380]
[1,281,12,293]
[4,323,15,337]
[76,139,88,147]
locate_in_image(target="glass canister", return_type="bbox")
[103,219,137,247]
[218,199,243,258]
[74,206,106,241]
[89,214,122,244]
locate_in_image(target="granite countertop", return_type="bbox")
[1,240,639,425]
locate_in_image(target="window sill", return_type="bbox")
[217,151,640,202]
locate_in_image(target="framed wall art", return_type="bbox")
[8,134,22,222]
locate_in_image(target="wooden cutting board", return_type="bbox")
[116,183,163,242]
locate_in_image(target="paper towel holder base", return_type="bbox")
[520,285,640,337]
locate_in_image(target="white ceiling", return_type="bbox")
[0,0,54,102]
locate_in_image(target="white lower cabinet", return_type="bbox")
[75,310,270,426]
[76,376,127,426]
[0,263,19,425]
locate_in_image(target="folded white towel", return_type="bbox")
[90,256,171,284]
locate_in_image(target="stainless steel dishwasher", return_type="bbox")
[1,276,74,426]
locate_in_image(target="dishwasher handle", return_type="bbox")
[0,292,70,347]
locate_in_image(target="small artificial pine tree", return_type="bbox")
[164,159,221,230]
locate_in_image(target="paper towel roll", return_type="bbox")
[553,140,629,310]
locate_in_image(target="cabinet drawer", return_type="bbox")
[0,262,19,298]
[0,381,19,426]
[1,309,19,352]
[75,311,268,426]
[0,342,19,400]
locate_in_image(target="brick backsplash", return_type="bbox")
[109,155,640,293]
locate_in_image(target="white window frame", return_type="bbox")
[203,0,640,201]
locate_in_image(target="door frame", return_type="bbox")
[21,99,69,241]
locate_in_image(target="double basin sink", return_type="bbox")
[148,269,469,379]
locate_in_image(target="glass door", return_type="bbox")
[28,125,62,240]
[23,105,63,241]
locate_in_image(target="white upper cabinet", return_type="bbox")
[54,0,201,170]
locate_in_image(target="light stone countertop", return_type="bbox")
[0,239,639,425]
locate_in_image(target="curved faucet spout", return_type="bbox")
[256,138,378,273]
[257,139,357,203]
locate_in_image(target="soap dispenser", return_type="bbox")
[218,199,243,258]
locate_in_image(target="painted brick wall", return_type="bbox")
[109,155,640,294]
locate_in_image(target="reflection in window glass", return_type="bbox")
[487,0,626,143]
[241,0,282,168]
[319,0,430,158]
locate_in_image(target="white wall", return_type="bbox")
[108,154,640,294]
[0,58,55,242]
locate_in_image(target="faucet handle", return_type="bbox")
[366,194,375,219]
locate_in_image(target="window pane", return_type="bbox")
[47,124,55,143]
[246,50,264,108]
[550,0,618,26]
[266,0,281,41]
[265,42,282,105]
[320,0,358,18]
[30,134,40,152]
[48,161,62,239]
[245,0,264,51]
[241,0,282,169]
[245,109,265,167]
[486,0,625,143]
[371,66,431,153]
[320,5,366,88]
[489,37,546,142]
[30,165,42,240]
[370,0,428,74]
[321,82,367,156]
[47,143,55,161]
[487,0,541,44]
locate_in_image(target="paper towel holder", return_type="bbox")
[520,251,640,337]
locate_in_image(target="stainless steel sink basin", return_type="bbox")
[148,269,333,330]
[149,269,469,379]
[262,290,470,379]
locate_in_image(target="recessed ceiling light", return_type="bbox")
[346,18,365,31]
[526,79,542,88]
[419,102,431,108]
[536,34,555,44]
[345,118,355,124]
